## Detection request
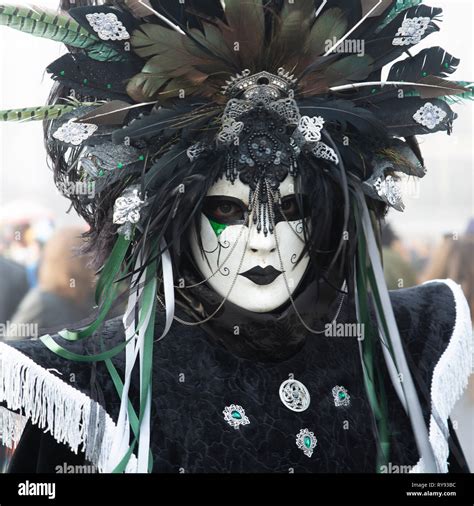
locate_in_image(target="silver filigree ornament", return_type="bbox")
[292,116,325,148]
[86,13,130,41]
[269,98,301,126]
[113,185,146,240]
[223,404,250,430]
[186,142,206,162]
[311,141,339,165]
[279,379,311,412]
[222,99,253,121]
[217,117,244,145]
[392,16,430,46]
[332,386,350,407]
[52,120,98,146]
[374,175,405,211]
[412,102,447,130]
[296,429,317,458]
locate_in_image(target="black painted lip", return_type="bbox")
[239,265,282,285]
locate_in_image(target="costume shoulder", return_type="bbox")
[388,279,473,472]
[0,316,137,472]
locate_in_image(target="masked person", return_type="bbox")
[0,0,472,474]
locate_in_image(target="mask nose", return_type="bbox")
[248,223,276,254]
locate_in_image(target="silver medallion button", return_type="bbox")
[279,379,310,412]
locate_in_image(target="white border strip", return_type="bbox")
[410,279,473,473]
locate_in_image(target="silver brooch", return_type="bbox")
[294,115,325,144]
[223,404,250,430]
[392,17,430,46]
[311,141,339,164]
[296,428,317,457]
[52,120,98,146]
[279,379,311,412]
[113,185,146,239]
[413,102,447,130]
[332,386,350,407]
[217,117,244,145]
[86,12,130,41]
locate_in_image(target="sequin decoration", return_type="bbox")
[413,102,447,130]
[52,120,98,146]
[332,386,351,407]
[223,404,250,430]
[279,379,311,412]
[392,17,430,46]
[86,13,130,41]
[296,429,317,457]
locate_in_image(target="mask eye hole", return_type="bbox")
[278,195,303,221]
[203,196,247,225]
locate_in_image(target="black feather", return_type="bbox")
[388,46,459,82]
[370,97,456,136]
[298,98,386,136]
[365,5,443,72]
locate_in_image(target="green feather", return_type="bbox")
[442,81,474,104]
[376,0,423,32]
[0,4,123,61]
[0,104,77,122]
[403,81,474,104]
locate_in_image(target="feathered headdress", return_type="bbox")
[0,0,472,473]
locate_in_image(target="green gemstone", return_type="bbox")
[231,410,242,420]
[138,155,145,161]
[304,436,312,448]
[371,88,377,94]
[444,62,449,68]
[59,70,65,76]
[422,71,428,77]
[83,79,88,85]
[117,162,124,169]
[99,169,104,176]
[106,83,112,89]
[338,391,346,399]
[209,218,227,237]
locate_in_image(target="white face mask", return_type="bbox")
[190,175,310,312]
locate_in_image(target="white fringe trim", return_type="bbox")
[0,406,28,449]
[410,279,473,473]
[0,342,137,473]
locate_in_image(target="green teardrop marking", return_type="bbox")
[83,79,89,85]
[422,71,428,77]
[138,155,145,161]
[117,162,124,169]
[106,83,112,89]
[371,88,377,94]
[444,62,449,68]
[59,70,65,76]
[98,169,104,176]
[209,218,227,237]
[231,410,242,420]
[304,436,312,448]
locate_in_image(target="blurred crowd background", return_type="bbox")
[0,0,472,470]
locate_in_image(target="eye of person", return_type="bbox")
[203,197,246,224]
[280,196,301,221]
